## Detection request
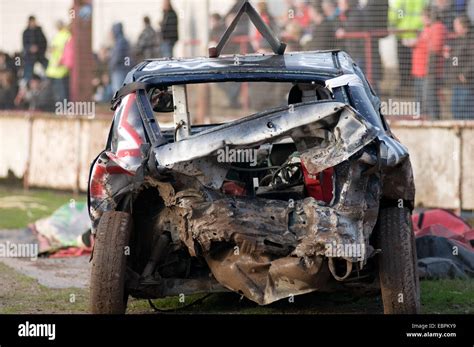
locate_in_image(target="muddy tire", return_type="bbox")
[90,211,132,314]
[377,207,420,314]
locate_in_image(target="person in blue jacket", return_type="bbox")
[109,22,131,93]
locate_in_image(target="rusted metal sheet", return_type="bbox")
[150,156,379,304]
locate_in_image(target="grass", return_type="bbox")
[137,290,384,314]
[1,260,472,314]
[420,279,474,314]
[129,280,474,314]
[0,262,89,314]
[0,261,383,314]
[0,186,86,229]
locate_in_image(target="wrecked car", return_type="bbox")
[88,1,419,314]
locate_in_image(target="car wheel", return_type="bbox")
[377,207,420,314]
[90,211,132,314]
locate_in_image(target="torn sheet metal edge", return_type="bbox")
[153,101,347,167]
[377,133,409,167]
[325,74,409,166]
[325,74,364,92]
[149,154,380,305]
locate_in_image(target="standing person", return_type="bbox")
[362,0,389,91]
[0,52,17,109]
[253,1,278,52]
[468,0,474,23]
[22,16,48,83]
[0,51,18,95]
[322,0,339,21]
[389,0,426,92]
[17,75,55,112]
[209,13,226,45]
[160,0,179,58]
[294,0,312,29]
[433,0,456,31]
[280,0,297,29]
[304,3,336,51]
[136,16,159,61]
[282,21,303,52]
[444,15,474,119]
[109,23,131,93]
[45,21,71,104]
[0,73,16,109]
[411,8,446,119]
[92,47,112,103]
[454,0,467,13]
[224,1,251,54]
[335,0,366,69]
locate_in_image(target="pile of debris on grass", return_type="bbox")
[413,209,474,279]
[0,202,92,258]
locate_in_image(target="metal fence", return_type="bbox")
[0,0,473,122]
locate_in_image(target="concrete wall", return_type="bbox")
[0,116,30,179]
[0,114,472,210]
[0,113,109,192]
[461,129,474,210]
[28,117,82,190]
[390,121,474,211]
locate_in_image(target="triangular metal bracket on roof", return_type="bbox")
[209,0,287,58]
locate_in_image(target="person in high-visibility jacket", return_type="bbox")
[389,0,427,91]
[45,21,71,104]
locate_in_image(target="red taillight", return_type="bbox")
[222,181,247,196]
[301,163,334,204]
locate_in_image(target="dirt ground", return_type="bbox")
[1,249,473,314]
[0,260,386,314]
[0,256,90,289]
[0,261,90,314]
[0,227,385,314]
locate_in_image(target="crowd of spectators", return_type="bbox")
[0,0,179,112]
[317,0,474,120]
[1,0,473,120]
[209,0,474,119]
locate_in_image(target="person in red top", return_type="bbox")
[411,8,447,119]
[253,1,278,52]
[295,0,312,28]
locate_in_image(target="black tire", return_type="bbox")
[90,211,132,314]
[377,207,420,314]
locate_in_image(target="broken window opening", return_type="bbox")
[147,81,335,128]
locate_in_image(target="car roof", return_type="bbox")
[127,51,352,86]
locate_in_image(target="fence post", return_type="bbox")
[364,33,373,84]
